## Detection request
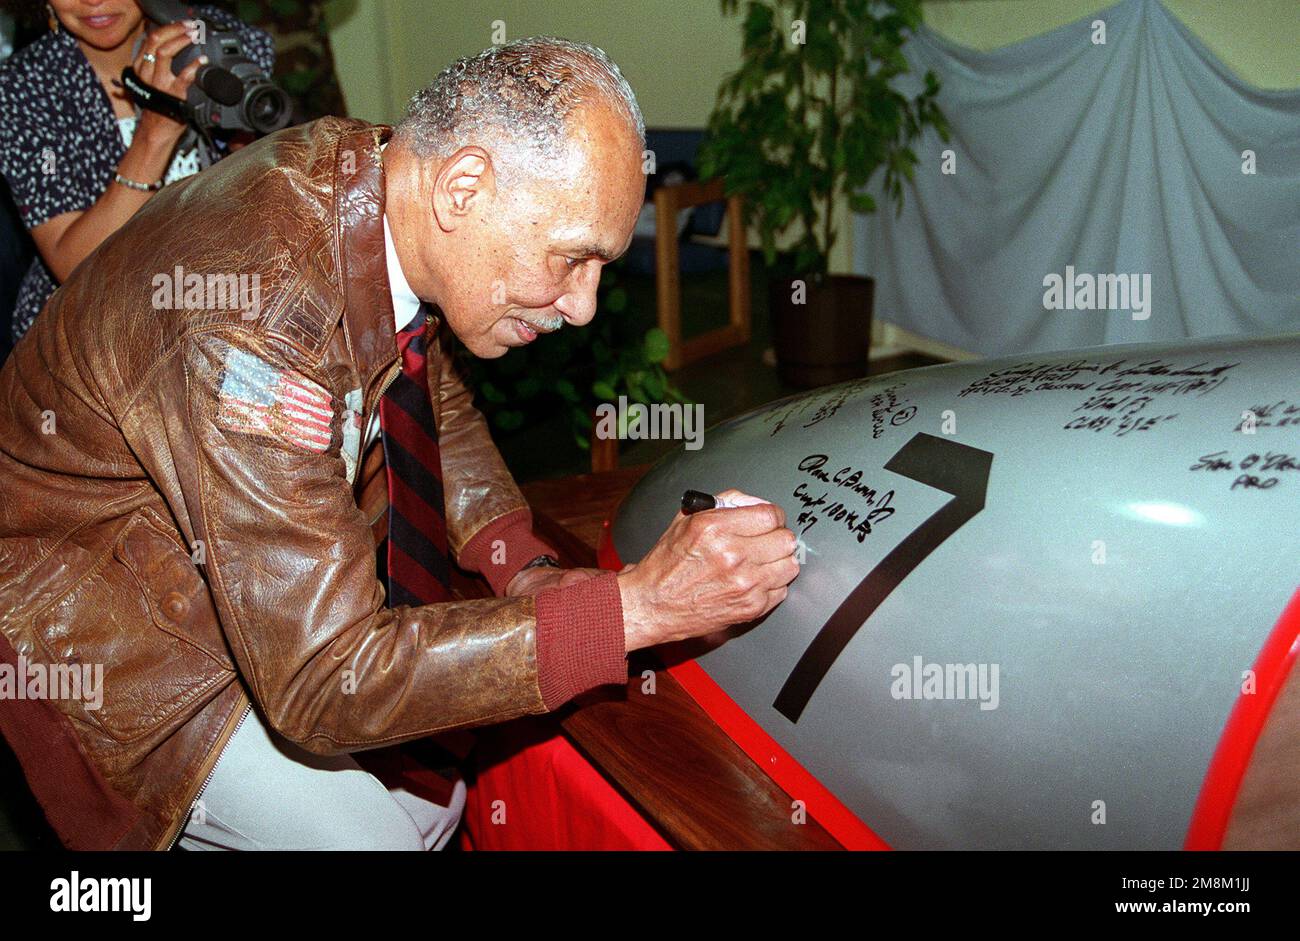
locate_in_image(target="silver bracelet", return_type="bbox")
[113,172,163,192]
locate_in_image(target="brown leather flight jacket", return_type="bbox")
[0,118,558,850]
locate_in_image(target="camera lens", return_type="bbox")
[245,85,291,134]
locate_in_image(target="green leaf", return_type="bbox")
[741,3,776,52]
[555,378,580,403]
[592,380,618,401]
[699,0,945,261]
[645,370,667,401]
[515,375,543,399]
[643,327,671,363]
[849,192,877,214]
[626,371,648,402]
[494,410,524,432]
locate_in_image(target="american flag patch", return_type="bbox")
[215,349,334,453]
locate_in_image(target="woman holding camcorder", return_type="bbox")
[0,1,280,342]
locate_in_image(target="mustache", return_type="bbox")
[522,312,565,333]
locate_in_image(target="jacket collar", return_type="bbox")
[335,122,401,398]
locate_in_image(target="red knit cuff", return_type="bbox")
[535,571,628,711]
[457,508,558,596]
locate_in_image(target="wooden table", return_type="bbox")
[515,466,842,850]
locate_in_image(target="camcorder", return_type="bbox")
[122,0,292,136]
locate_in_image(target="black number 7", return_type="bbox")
[773,433,994,723]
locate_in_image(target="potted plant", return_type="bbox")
[699,0,948,387]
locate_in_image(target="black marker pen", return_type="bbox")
[681,489,736,514]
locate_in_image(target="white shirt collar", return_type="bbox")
[380,142,423,334]
[383,214,423,334]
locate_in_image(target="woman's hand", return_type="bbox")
[131,21,207,150]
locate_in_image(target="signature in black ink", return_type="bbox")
[1063,412,1178,436]
[869,385,915,439]
[1237,400,1300,432]
[794,454,896,542]
[1189,450,1299,491]
[761,378,904,438]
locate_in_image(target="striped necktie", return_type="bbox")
[364,303,464,809]
[379,302,452,606]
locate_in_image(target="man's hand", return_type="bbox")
[616,489,799,652]
[505,564,605,597]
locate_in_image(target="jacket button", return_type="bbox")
[162,591,189,620]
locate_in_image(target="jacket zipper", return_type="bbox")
[362,361,401,453]
[163,699,253,850]
[362,308,435,445]
[365,308,435,421]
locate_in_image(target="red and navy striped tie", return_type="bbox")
[380,303,453,607]
[364,303,464,808]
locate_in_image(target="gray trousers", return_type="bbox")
[178,706,466,851]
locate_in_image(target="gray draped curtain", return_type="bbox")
[853,0,1300,356]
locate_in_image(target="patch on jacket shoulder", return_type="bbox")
[216,349,334,453]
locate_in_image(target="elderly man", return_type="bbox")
[0,37,799,850]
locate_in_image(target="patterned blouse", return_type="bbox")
[0,9,274,341]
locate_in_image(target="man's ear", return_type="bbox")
[430,147,494,233]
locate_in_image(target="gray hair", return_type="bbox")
[396,36,645,185]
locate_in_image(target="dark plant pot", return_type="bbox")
[769,273,874,389]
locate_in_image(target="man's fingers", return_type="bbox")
[749,552,801,590]
[763,585,789,615]
[716,488,770,507]
[733,527,799,566]
[715,489,784,521]
[737,583,790,623]
[690,501,785,538]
